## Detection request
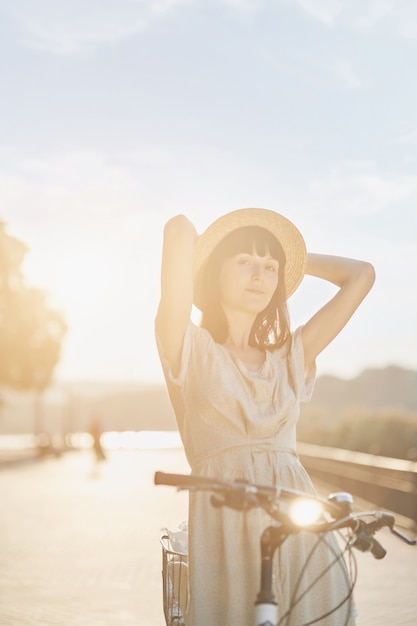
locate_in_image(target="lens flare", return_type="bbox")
[288,498,323,526]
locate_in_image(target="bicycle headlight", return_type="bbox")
[288,497,323,527]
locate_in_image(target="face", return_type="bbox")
[218,245,279,315]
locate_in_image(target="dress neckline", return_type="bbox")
[221,344,268,375]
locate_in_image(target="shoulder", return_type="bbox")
[270,327,313,380]
[188,320,215,349]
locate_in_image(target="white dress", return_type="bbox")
[157,321,355,626]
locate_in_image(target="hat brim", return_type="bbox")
[193,208,306,310]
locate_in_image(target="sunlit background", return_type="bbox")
[1,6,417,625]
[1,0,416,385]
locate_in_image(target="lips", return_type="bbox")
[246,288,264,295]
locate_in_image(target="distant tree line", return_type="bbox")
[298,407,417,461]
[0,219,66,395]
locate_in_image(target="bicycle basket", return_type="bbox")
[160,534,189,626]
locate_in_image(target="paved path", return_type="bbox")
[1,447,416,625]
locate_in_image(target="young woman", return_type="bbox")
[155,208,375,626]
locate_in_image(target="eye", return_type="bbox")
[265,262,278,272]
[237,255,251,265]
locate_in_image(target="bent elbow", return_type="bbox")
[164,214,196,239]
[363,261,376,287]
[357,261,376,298]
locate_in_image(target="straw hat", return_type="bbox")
[193,208,306,310]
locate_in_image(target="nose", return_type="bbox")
[251,263,263,280]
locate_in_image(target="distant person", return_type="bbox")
[89,416,106,463]
[155,208,375,625]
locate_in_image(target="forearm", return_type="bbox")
[156,215,198,376]
[162,214,198,256]
[305,253,375,289]
[160,215,197,296]
[157,214,197,316]
[301,253,375,366]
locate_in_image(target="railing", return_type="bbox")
[298,442,417,529]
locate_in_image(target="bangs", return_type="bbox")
[217,226,284,261]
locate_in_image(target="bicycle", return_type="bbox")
[155,470,416,626]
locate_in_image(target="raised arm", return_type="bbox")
[155,215,197,377]
[302,253,376,369]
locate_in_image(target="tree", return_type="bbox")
[0,219,67,393]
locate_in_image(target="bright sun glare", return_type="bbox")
[288,498,323,527]
[26,247,115,309]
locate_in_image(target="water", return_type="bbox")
[0,430,183,451]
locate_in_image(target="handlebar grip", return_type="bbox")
[369,537,387,560]
[154,471,224,489]
[154,471,193,486]
[352,529,387,559]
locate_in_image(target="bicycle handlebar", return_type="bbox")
[155,471,238,490]
[155,471,279,494]
[154,470,336,510]
[154,471,416,557]
[154,470,360,522]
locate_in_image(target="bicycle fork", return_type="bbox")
[255,524,288,626]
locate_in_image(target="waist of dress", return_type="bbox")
[192,441,298,466]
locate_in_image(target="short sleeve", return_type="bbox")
[155,319,198,388]
[288,326,316,402]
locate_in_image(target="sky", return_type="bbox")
[1,0,416,385]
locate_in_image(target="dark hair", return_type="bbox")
[199,226,290,350]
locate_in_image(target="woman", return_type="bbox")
[155,208,375,626]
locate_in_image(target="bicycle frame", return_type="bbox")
[255,524,289,626]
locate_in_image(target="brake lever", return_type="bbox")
[390,526,417,545]
[373,512,417,545]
